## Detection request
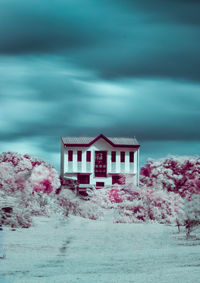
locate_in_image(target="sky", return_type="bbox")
[0,0,200,170]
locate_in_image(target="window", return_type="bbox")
[120,151,125,163]
[129,152,134,163]
[78,174,90,184]
[111,151,116,162]
[112,175,125,185]
[68,150,73,162]
[96,182,104,187]
[77,151,82,162]
[86,151,91,162]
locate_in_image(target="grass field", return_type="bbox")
[1,214,200,283]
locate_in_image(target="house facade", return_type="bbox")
[60,134,140,189]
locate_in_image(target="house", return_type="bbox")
[60,134,140,191]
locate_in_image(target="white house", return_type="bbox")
[60,134,140,190]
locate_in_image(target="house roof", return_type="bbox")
[61,134,140,148]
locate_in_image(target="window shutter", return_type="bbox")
[129,152,134,163]
[86,151,91,162]
[77,151,82,162]
[120,151,125,163]
[68,150,73,162]
[111,151,116,162]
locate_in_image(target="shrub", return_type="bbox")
[57,189,103,220]
[140,156,200,199]
[141,156,200,234]
[0,152,60,228]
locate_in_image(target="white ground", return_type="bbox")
[1,214,200,283]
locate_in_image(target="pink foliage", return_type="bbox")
[140,156,200,199]
[115,186,184,224]
[0,152,61,228]
[0,162,18,192]
[140,164,152,177]
[90,181,183,224]
[0,152,60,194]
[57,189,103,220]
[27,164,59,194]
[109,188,124,203]
[33,179,53,194]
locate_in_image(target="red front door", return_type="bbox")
[95,151,107,177]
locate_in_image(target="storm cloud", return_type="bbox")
[0,0,199,81]
[0,0,200,168]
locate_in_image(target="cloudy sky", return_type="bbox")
[0,0,200,169]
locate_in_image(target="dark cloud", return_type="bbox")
[0,57,199,143]
[69,1,200,82]
[0,0,199,82]
[0,0,200,165]
[118,0,200,25]
[0,0,106,54]
[75,36,200,82]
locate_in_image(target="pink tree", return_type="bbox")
[140,156,200,199]
[140,156,200,234]
[27,165,60,194]
[0,152,60,194]
[89,178,184,224]
[113,185,184,224]
[0,152,60,228]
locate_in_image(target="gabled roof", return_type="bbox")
[61,134,140,148]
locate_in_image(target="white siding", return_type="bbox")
[60,139,64,178]
[125,151,129,172]
[116,151,120,172]
[82,151,86,172]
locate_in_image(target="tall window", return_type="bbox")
[86,151,91,162]
[68,150,73,162]
[129,152,134,163]
[111,151,116,162]
[120,151,125,163]
[77,150,82,162]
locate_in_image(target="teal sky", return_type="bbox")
[0,0,200,169]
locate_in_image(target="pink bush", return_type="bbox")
[139,156,200,232]
[140,164,152,177]
[109,188,124,203]
[0,152,60,194]
[27,164,60,194]
[114,185,184,224]
[33,179,53,194]
[0,162,16,192]
[0,152,61,228]
[140,156,200,199]
[89,181,184,224]
[57,189,103,220]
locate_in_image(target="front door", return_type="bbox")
[95,151,107,177]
